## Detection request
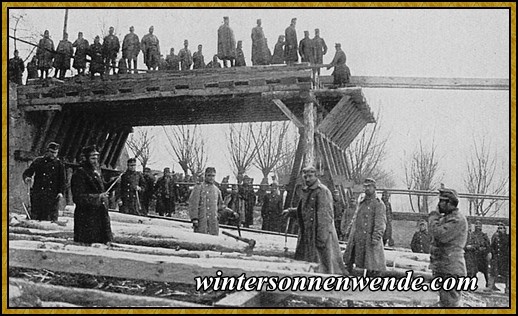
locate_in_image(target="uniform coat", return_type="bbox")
[118,170,146,215]
[251,26,268,65]
[329,49,350,85]
[178,48,193,70]
[298,37,315,63]
[490,231,509,278]
[102,34,120,60]
[54,39,74,70]
[293,179,346,274]
[410,230,431,253]
[189,182,224,236]
[271,39,285,64]
[192,51,205,69]
[165,53,181,71]
[122,32,140,60]
[9,56,25,84]
[343,195,387,272]
[261,190,283,232]
[72,38,89,69]
[141,33,160,68]
[154,175,177,216]
[464,229,490,278]
[312,36,327,64]
[284,25,298,63]
[36,37,55,70]
[217,24,236,60]
[22,156,66,221]
[88,42,104,74]
[71,164,112,244]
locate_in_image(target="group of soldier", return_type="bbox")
[9,16,351,87]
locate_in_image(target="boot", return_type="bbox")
[487,275,499,291]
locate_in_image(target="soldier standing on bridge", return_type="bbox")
[217,16,236,68]
[117,158,146,215]
[122,26,140,74]
[464,220,491,287]
[36,30,55,79]
[165,47,180,71]
[410,220,431,253]
[53,32,73,80]
[88,36,104,78]
[428,188,468,307]
[312,28,327,75]
[298,30,315,64]
[22,142,66,221]
[271,35,286,65]
[192,44,205,69]
[327,43,351,87]
[251,19,268,65]
[235,40,246,67]
[26,56,38,83]
[206,55,222,68]
[102,27,120,75]
[141,26,160,71]
[72,32,89,76]
[8,49,25,85]
[178,40,193,71]
[284,18,298,65]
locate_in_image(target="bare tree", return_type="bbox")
[125,129,154,169]
[188,136,208,180]
[163,125,206,177]
[404,139,442,213]
[9,12,40,61]
[251,121,291,184]
[227,123,259,179]
[464,137,509,216]
[272,128,299,185]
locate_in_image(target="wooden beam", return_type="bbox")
[392,211,509,226]
[21,104,62,112]
[303,102,315,167]
[31,111,57,154]
[272,99,304,128]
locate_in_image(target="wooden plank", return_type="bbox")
[31,111,56,154]
[316,95,350,134]
[392,212,509,226]
[283,130,304,210]
[303,102,315,167]
[21,104,62,112]
[109,129,131,168]
[9,278,204,307]
[272,99,304,128]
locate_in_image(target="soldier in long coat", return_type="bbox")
[102,27,120,75]
[261,183,284,232]
[178,40,193,71]
[36,30,55,79]
[141,167,156,215]
[428,188,468,307]
[343,178,387,275]
[217,16,236,68]
[410,220,431,253]
[26,56,39,83]
[165,48,180,71]
[235,41,246,67]
[122,26,140,74]
[88,36,104,77]
[381,190,394,246]
[141,26,160,71]
[9,50,25,84]
[192,44,205,69]
[327,43,350,87]
[298,31,314,63]
[223,184,244,226]
[71,146,113,244]
[489,223,509,292]
[251,19,268,65]
[189,167,225,236]
[22,142,66,221]
[240,176,256,228]
[206,55,222,68]
[312,28,327,74]
[72,32,89,75]
[284,166,347,275]
[284,18,298,65]
[117,158,146,215]
[53,32,73,79]
[155,168,177,216]
[332,190,345,240]
[271,35,286,64]
[464,220,490,286]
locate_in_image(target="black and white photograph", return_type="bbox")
[5,3,513,311]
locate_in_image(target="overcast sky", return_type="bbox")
[8,7,510,214]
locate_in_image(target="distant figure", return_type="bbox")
[36,30,55,79]
[141,167,156,215]
[332,189,345,240]
[251,19,268,65]
[217,16,236,68]
[488,223,509,293]
[178,39,193,71]
[26,56,38,83]
[72,32,89,75]
[88,36,104,78]
[155,168,177,217]
[117,58,128,74]
[9,49,25,84]
[271,35,286,64]
[102,26,120,75]
[165,48,180,71]
[235,40,246,67]
[117,158,146,215]
[22,142,65,221]
[53,32,73,79]
[224,184,244,226]
[464,220,490,286]
[192,44,205,69]
[381,190,394,246]
[158,54,168,71]
[284,18,298,65]
[261,183,283,232]
[122,26,141,74]
[189,167,225,236]
[312,28,327,75]
[264,38,272,65]
[410,220,431,253]
[327,43,350,87]
[141,26,160,71]
[298,30,314,63]
[206,54,222,68]
[240,175,256,228]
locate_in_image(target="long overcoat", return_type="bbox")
[284,25,298,63]
[118,170,146,215]
[54,39,73,70]
[490,231,509,277]
[217,24,236,59]
[36,37,55,70]
[71,164,112,244]
[72,38,89,69]
[122,32,140,60]
[189,182,224,235]
[312,36,327,64]
[261,191,283,232]
[343,195,387,271]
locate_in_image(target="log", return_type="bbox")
[9,277,204,307]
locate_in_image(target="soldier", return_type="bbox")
[251,19,268,65]
[240,175,257,228]
[224,184,244,226]
[53,32,73,79]
[141,167,156,215]
[122,26,140,74]
[271,35,286,65]
[410,220,431,253]
[284,18,298,65]
[141,26,160,71]
[217,16,236,68]
[117,158,146,215]
[88,36,104,78]
[155,168,177,217]
[235,40,246,67]
[312,28,327,75]
[261,183,284,232]
[36,30,55,79]
[26,56,39,83]
[381,190,394,246]
[464,220,491,286]
[165,47,180,71]
[102,26,120,75]
[343,178,387,276]
[178,40,193,71]
[327,43,351,87]
[71,146,113,244]
[332,189,345,240]
[189,167,226,236]
[72,32,89,75]
[488,223,509,293]
[192,44,205,69]
[22,142,66,221]
[298,30,314,63]
[9,49,25,84]
[206,55,222,68]
[283,166,347,275]
[428,188,468,307]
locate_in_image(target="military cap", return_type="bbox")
[335,43,341,47]
[304,30,309,34]
[243,175,250,179]
[224,16,229,20]
[497,222,505,227]
[438,187,459,206]
[205,167,216,174]
[143,167,151,172]
[82,145,99,157]
[163,167,170,173]
[47,142,60,150]
[291,18,297,23]
[363,178,376,186]
[127,158,137,164]
[302,166,317,173]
